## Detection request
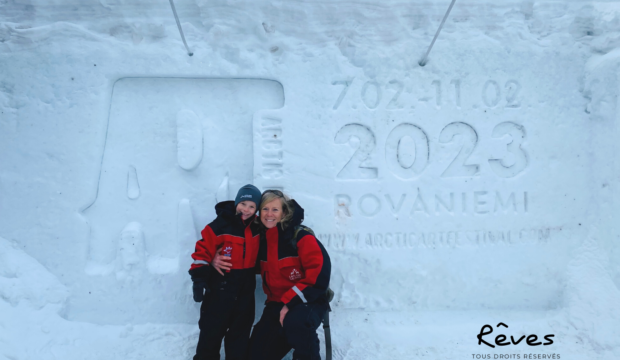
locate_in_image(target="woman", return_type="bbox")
[216,190,331,360]
[189,184,262,360]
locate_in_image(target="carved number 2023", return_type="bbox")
[335,122,528,179]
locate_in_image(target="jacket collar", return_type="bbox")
[215,200,256,227]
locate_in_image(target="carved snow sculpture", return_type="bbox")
[116,222,146,280]
[216,173,230,203]
[177,199,199,264]
[79,78,283,323]
[127,165,140,200]
[176,109,203,171]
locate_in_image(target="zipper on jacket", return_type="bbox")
[242,218,251,262]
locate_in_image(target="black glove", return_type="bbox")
[189,265,212,302]
[192,279,210,302]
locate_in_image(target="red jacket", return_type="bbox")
[190,201,260,277]
[257,200,331,308]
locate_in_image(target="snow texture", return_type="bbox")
[1,0,620,359]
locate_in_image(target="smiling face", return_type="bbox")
[260,198,283,228]
[236,200,257,221]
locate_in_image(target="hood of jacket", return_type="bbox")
[279,199,304,238]
[288,199,304,228]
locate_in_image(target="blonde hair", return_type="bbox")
[258,190,294,230]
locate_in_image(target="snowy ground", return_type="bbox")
[1,1,620,359]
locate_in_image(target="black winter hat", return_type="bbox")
[235,184,261,207]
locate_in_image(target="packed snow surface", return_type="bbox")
[1,0,620,359]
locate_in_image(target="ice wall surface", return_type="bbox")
[1,0,620,359]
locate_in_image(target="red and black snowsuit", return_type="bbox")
[249,200,331,360]
[189,201,261,360]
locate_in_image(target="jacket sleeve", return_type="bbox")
[281,234,331,308]
[189,225,220,279]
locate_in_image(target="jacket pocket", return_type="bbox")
[221,237,245,268]
[278,257,304,283]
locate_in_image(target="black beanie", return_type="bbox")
[235,184,262,207]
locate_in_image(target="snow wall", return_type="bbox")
[1,0,620,359]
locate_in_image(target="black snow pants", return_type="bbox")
[248,301,329,360]
[194,268,256,360]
